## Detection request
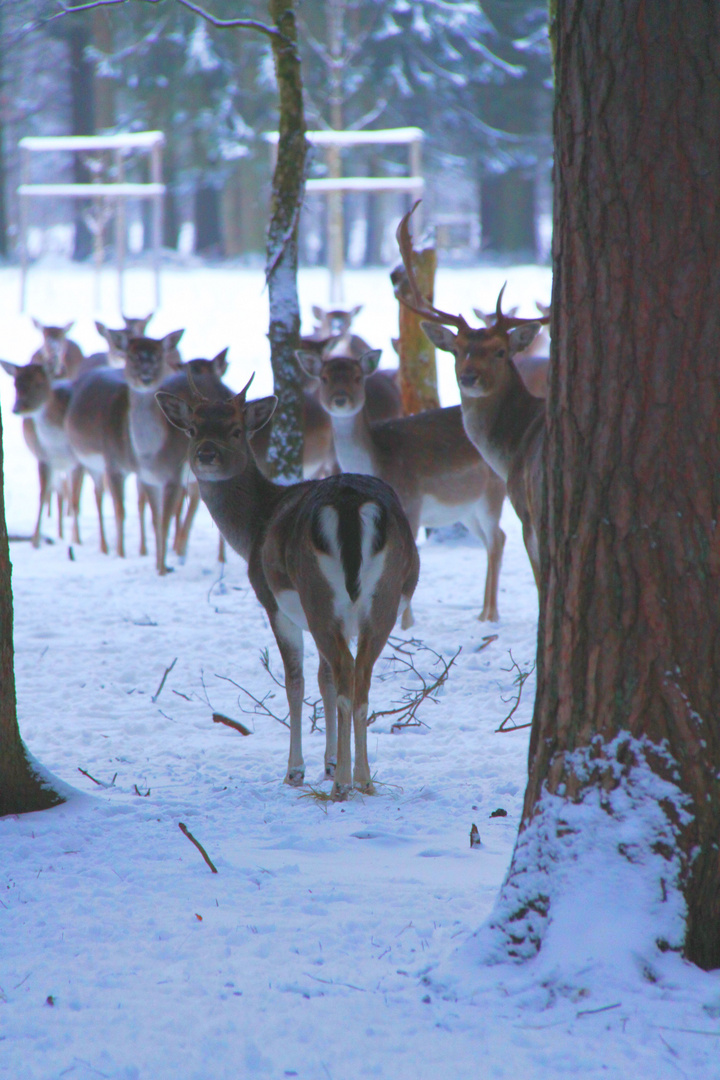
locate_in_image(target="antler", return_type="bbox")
[492,283,551,335]
[186,365,208,402]
[237,372,255,401]
[395,202,471,333]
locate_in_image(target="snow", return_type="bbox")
[1,260,719,1079]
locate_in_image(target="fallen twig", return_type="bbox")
[179,822,218,873]
[213,712,252,736]
[78,767,117,788]
[496,651,535,733]
[367,640,461,731]
[576,1002,621,1018]
[215,672,290,728]
[151,657,177,703]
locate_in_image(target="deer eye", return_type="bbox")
[496,347,506,359]
[230,426,242,439]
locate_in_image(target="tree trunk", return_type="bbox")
[492,0,720,971]
[0,405,64,816]
[264,0,307,482]
[391,247,439,414]
[67,22,94,261]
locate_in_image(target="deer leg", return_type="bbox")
[33,462,50,548]
[175,481,200,561]
[106,471,126,558]
[70,466,83,544]
[137,484,148,557]
[56,488,64,540]
[217,535,226,563]
[157,481,182,575]
[523,521,541,589]
[399,505,421,629]
[93,475,109,554]
[317,655,337,779]
[311,632,354,800]
[271,612,305,785]
[353,616,395,793]
[469,513,506,623]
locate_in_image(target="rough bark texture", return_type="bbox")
[392,248,440,415]
[265,0,307,482]
[523,0,720,969]
[0,405,64,817]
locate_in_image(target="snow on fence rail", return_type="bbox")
[17,131,165,313]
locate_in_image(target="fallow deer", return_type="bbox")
[156,376,419,799]
[30,319,85,379]
[297,348,507,623]
[1,360,82,547]
[473,302,550,398]
[64,364,138,557]
[396,203,549,585]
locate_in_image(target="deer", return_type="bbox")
[1,359,83,547]
[30,319,85,379]
[94,314,182,370]
[308,303,363,340]
[473,301,551,398]
[296,346,507,623]
[395,202,548,586]
[155,375,419,799]
[64,363,139,557]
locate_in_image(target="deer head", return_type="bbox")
[156,374,276,482]
[117,331,184,391]
[1,359,53,414]
[297,348,382,417]
[311,304,363,338]
[396,203,548,397]
[32,318,74,376]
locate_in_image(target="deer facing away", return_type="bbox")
[297,346,507,622]
[396,203,547,585]
[156,377,419,800]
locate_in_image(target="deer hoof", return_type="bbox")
[284,769,305,787]
[477,607,499,623]
[330,782,352,802]
[354,779,376,795]
[324,762,336,779]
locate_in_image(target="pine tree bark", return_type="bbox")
[0,405,64,817]
[264,0,307,482]
[500,0,720,970]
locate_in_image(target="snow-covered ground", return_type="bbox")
[1,261,718,1080]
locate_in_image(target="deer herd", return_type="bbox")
[3,203,549,799]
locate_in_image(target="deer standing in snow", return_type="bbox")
[156,376,419,799]
[396,203,548,585]
[30,319,85,379]
[1,359,83,547]
[297,346,507,623]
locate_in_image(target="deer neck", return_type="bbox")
[459,363,544,482]
[128,387,170,464]
[197,459,283,564]
[330,407,377,476]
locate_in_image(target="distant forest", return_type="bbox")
[0,1,552,265]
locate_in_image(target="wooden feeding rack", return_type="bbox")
[17,131,165,312]
[265,127,425,302]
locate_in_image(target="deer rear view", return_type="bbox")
[156,378,419,800]
[297,346,507,622]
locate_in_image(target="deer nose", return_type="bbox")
[196,442,218,466]
[459,373,477,388]
[332,393,349,408]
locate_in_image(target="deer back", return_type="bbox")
[64,366,136,479]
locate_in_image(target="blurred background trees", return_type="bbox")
[0,0,552,269]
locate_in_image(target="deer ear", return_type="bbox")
[0,360,19,378]
[211,348,229,376]
[420,321,458,353]
[311,305,324,321]
[296,350,324,380]
[155,391,195,433]
[349,304,362,319]
[508,322,541,357]
[105,328,129,353]
[359,349,382,376]
[95,321,109,342]
[32,317,43,332]
[162,329,184,353]
[62,322,74,335]
[244,395,277,434]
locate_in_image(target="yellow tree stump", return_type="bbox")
[391,245,439,415]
